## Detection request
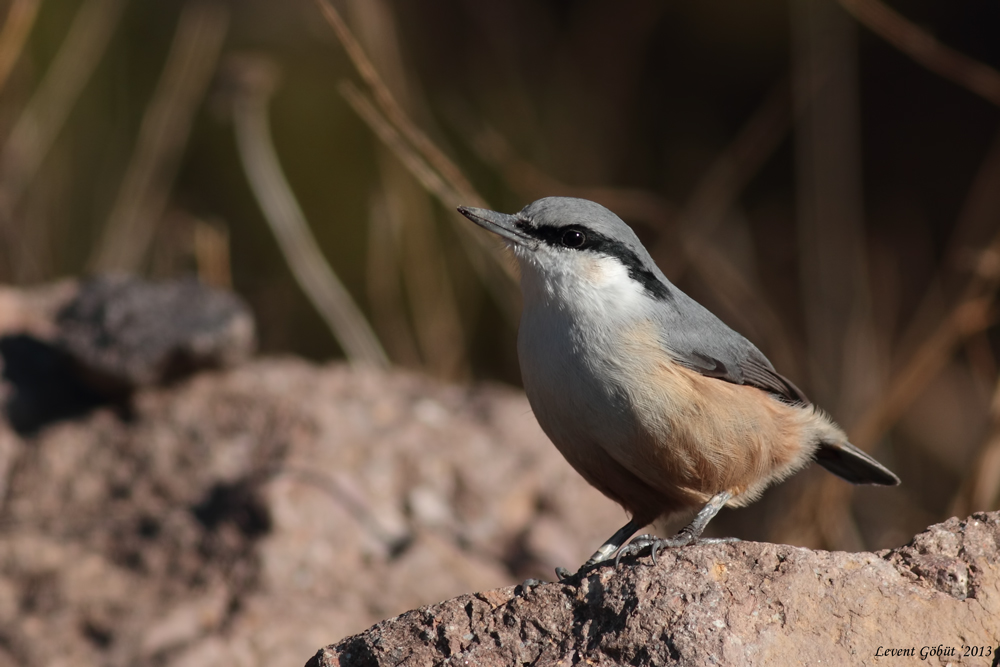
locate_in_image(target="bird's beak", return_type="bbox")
[457,206,533,246]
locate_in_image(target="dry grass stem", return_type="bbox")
[193,218,231,289]
[345,0,470,377]
[0,0,126,281]
[685,81,792,227]
[313,0,480,204]
[89,1,229,273]
[949,130,1000,266]
[0,0,127,207]
[792,0,876,419]
[884,129,1000,395]
[339,81,459,210]
[386,165,469,380]
[315,0,520,326]
[657,79,793,278]
[471,76,792,274]
[229,58,388,368]
[654,77,803,375]
[779,0,878,550]
[851,228,1000,452]
[852,297,995,450]
[471,125,676,229]
[950,377,1000,517]
[339,80,520,323]
[838,0,1000,108]
[0,0,41,95]
[778,118,1000,550]
[797,240,1000,549]
[944,130,1000,516]
[366,190,422,368]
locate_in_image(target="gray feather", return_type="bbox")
[652,287,810,406]
[518,197,811,406]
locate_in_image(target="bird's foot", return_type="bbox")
[523,564,602,591]
[614,531,691,567]
[614,533,740,567]
[552,564,597,585]
[517,578,545,595]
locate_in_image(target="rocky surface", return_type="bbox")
[56,274,255,394]
[0,280,77,340]
[1,276,255,433]
[2,280,997,667]
[310,513,1000,666]
[0,355,621,666]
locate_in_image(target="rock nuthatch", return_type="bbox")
[458,197,899,572]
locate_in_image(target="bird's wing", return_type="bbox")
[654,291,810,407]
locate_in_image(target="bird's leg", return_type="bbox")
[615,490,735,566]
[551,519,646,582]
[562,518,644,576]
[553,520,641,581]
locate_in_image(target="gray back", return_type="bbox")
[518,197,809,405]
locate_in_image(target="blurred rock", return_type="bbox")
[311,513,1000,666]
[0,357,621,667]
[0,333,105,434]
[6,280,980,667]
[1,280,93,434]
[0,280,78,340]
[56,274,255,395]
[0,277,255,433]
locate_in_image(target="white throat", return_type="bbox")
[514,247,652,322]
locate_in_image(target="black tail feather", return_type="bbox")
[815,440,900,486]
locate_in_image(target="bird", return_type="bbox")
[457,196,899,574]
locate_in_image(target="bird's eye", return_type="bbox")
[561,229,586,248]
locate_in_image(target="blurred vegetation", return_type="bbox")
[1,0,1000,552]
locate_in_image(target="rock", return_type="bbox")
[0,280,78,340]
[0,276,255,433]
[0,357,619,666]
[1,285,994,666]
[1,280,92,434]
[310,513,1000,666]
[56,274,255,395]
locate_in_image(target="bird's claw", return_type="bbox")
[614,531,697,567]
[518,578,544,595]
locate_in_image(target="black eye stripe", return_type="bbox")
[528,224,590,248]
[527,223,673,302]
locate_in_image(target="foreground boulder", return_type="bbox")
[310,512,1000,666]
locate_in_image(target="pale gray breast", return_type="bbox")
[516,297,638,466]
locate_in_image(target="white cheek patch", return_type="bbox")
[515,246,651,318]
[581,255,627,286]
[577,255,606,284]
[580,255,648,311]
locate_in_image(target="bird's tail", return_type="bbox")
[814,440,900,486]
